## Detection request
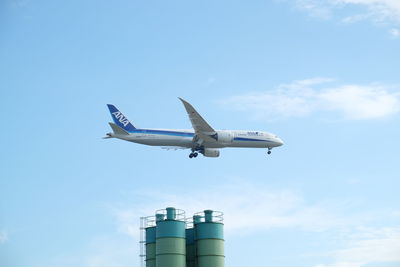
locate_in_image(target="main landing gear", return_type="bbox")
[189,146,203,159]
[189,152,198,158]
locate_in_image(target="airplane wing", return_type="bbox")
[179,98,218,143]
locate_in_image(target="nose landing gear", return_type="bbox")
[267,147,272,155]
[189,152,198,158]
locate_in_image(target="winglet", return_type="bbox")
[178,98,196,112]
[178,97,217,142]
[178,97,190,111]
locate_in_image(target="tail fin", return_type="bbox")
[107,104,136,132]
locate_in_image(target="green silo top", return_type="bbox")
[204,210,213,222]
[166,207,176,220]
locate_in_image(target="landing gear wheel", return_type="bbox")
[267,151,271,155]
[189,153,194,158]
[193,152,198,157]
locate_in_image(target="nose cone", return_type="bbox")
[276,137,284,147]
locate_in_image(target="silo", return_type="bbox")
[195,210,224,267]
[185,227,196,267]
[156,207,186,267]
[145,226,156,267]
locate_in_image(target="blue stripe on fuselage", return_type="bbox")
[128,129,194,137]
[234,137,269,142]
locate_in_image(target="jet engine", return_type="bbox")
[203,148,220,157]
[215,131,233,143]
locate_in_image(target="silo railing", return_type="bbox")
[140,216,157,267]
[155,207,186,221]
[193,210,224,223]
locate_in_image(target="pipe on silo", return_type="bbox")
[166,207,176,220]
[204,210,213,222]
[195,210,225,267]
[145,226,156,267]
[193,215,202,224]
[156,214,165,222]
[156,208,186,267]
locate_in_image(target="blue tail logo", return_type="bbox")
[107,104,136,132]
[112,111,130,127]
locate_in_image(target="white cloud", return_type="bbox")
[315,263,362,267]
[392,210,400,217]
[84,236,137,267]
[11,0,31,8]
[109,181,399,267]
[42,234,138,267]
[294,0,341,19]
[207,77,216,84]
[389,28,400,37]
[339,0,400,23]
[112,181,362,239]
[316,227,400,267]
[319,85,400,119]
[341,13,372,24]
[0,230,8,244]
[290,0,400,32]
[221,78,400,120]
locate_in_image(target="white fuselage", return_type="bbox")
[110,128,284,149]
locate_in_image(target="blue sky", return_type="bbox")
[1,0,400,267]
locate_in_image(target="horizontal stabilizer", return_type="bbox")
[109,122,129,135]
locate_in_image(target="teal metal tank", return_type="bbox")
[185,227,196,267]
[195,210,224,267]
[145,226,156,267]
[156,207,186,267]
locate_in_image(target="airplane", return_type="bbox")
[104,98,284,158]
